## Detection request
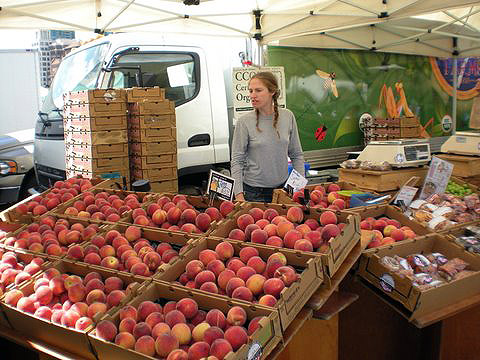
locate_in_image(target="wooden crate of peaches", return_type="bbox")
[210,203,360,278]
[1,177,102,223]
[88,281,282,360]
[117,193,241,236]
[1,259,144,360]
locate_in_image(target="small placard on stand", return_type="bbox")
[206,170,235,203]
[284,169,308,193]
[419,156,453,199]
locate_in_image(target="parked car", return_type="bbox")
[0,128,37,205]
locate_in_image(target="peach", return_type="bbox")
[135,335,156,356]
[268,252,287,266]
[144,251,162,271]
[391,229,405,241]
[246,256,266,274]
[156,243,173,256]
[204,326,224,346]
[215,241,234,261]
[34,306,53,321]
[133,215,150,226]
[219,200,235,217]
[360,220,373,230]
[115,332,136,349]
[155,333,179,358]
[95,320,118,341]
[383,224,397,237]
[70,302,88,317]
[67,244,84,261]
[195,213,212,232]
[244,224,260,240]
[61,309,81,328]
[236,214,254,231]
[176,298,198,319]
[332,198,345,210]
[255,219,270,229]
[228,229,245,241]
[294,238,314,252]
[138,300,158,321]
[250,229,268,244]
[167,207,182,225]
[191,322,210,342]
[133,322,152,339]
[86,302,106,319]
[35,285,53,305]
[145,312,165,330]
[283,229,303,248]
[236,266,256,282]
[266,236,283,247]
[187,342,209,360]
[180,208,196,224]
[373,219,387,232]
[321,224,340,242]
[217,269,236,291]
[404,229,416,239]
[107,289,126,308]
[320,211,338,226]
[198,249,219,266]
[14,271,32,286]
[263,223,277,237]
[231,286,253,302]
[152,322,171,339]
[186,260,204,280]
[277,222,295,238]
[206,259,225,278]
[381,237,395,245]
[263,278,285,298]
[5,289,23,306]
[258,294,277,307]
[286,206,304,223]
[171,323,191,345]
[274,266,298,286]
[304,231,322,249]
[210,338,233,360]
[165,310,186,328]
[125,226,142,242]
[272,215,289,225]
[238,247,258,263]
[226,306,246,326]
[163,301,177,315]
[168,349,189,360]
[84,253,101,265]
[226,258,245,273]
[119,317,137,333]
[248,316,264,336]
[91,235,106,248]
[224,325,248,351]
[34,278,50,292]
[295,223,311,236]
[101,256,120,270]
[248,207,264,222]
[205,207,223,222]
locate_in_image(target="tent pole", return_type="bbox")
[452,37,458,134]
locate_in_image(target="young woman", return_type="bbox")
[231,71,305,203]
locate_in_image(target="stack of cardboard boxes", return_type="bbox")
[63,89,130,181]
[126,87,178,193]
[363,116,421,145]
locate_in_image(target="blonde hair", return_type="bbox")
[250,72,280,137]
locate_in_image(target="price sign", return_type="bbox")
[206,170,235,201]
[394,186,418,207]
[419,156,453,200]
[284,169,308,193]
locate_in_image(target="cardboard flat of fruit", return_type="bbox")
[128,127,177,143]
[128,100,175,115]
[128,114,176,129]
[63,89,127,104]
[65,143,129,159]
[131,166,178,182]
[64,102,128,117]
[155,237,323,331]
[357,234,480,321]
[63,115,127,132]
[65,156,129,173]
[129,154,177,169]
[65,130,128,146]
[88,281,282,360]
[126,87,165,102]
[149,179,179,194]
[129,141,177,156]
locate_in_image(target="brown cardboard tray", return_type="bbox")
[338,166,429,192]
[372,116,419,127]
[64,102,127,117]
[129,154,177,169]
[128,127,177,142]
[66,168,130,184]
[210,202,360,279]
[0,258,144,360]
[129,141,177,156]
[131,166,177,181]
[128,114,176,129]
[88,281,282,360]
[128,100,175,115]
[63,115,127,132]
[357,233,480,321]
[149,179,179,194]
[126,86,165,102]
[155,237,323,331]
[65,143,129,159]
[65,156,129,173]
[63,89,127,104]
[65,130,128,145]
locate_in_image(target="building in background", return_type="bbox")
[33,30,79,87]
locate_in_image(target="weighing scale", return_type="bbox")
[357,139,431,167]
[440,131,480,156]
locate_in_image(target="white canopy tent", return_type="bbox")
[0,0,479,58]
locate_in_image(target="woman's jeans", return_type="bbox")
[243,183,282,203]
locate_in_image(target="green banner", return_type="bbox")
[267,47,476,152]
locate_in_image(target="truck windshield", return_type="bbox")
[50,43,109,109]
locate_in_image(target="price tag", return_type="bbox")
[394,186,418,207]
[284,169,308,193]
[206,170,235,201]
[419,156,453,199]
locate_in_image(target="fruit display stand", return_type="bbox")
[154,237,323,331]
[210,202,360,281]
[88,280,283,360]
[357,233,480,324]
[0,258,145,360]
[338,166,429,192]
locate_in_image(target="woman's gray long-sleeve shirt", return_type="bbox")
[231,108,305,195]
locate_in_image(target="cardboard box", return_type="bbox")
[128,114,176,129]
[372,116,419,127]
[128,100,175,115]
[357,233,480,320]
[63,115,128,132]
[436,154,480,178]
[129,141,177,156]
[65,143,129,159]
[210,202,360,279]
[128,127,176,142]
[155,237,323,331]
[0,258,144,360]
[88,281,283,360]
[338,167,429,192]
[64,89,127,104]
[64,102,127,117]
[149,179,178,193]
[65,130,128,146]
[66,168,130,184]
[65,156,129,173]
[126,87,165,102]
[131,166,177,181]
[129,154,177,169]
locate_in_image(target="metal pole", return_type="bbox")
[452,38,458,134]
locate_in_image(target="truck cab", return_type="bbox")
[34,33,238,190]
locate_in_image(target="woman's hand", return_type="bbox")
[235,192,246,202]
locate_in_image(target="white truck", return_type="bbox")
[33,33,247,191]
